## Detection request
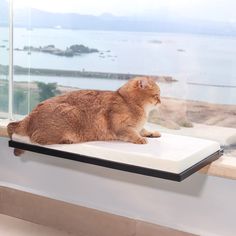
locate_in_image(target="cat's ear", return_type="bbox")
[137,78,149,89]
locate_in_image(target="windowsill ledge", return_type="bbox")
[1,119,236,181]
[199,155,236,180]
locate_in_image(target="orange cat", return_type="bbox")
[8,77,161,155]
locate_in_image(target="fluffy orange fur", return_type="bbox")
[8,77,161,155]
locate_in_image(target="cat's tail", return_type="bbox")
[7,119,28,139]
[7,118,30,156]
[14,148,25,156]
[7,121,21,139]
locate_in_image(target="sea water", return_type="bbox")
[1,27,236,104]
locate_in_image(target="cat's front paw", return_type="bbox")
[140,129,161,138]
[134,137,148,144]
[148,131,161,138]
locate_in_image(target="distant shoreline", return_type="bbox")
[0,65,176,83]
[2,64,236,89]
[1,79,235,130]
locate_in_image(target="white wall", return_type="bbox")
[0,137,235,236]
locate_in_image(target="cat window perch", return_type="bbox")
[9,133,222,182]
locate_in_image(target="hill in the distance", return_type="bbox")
[1,0,236,36]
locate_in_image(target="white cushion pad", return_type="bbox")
[12,133,220,174]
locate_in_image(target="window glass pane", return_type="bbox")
[13,0,236,157]
[13,4,32,116]
[0,0,9,118]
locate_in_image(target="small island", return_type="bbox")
[15,44,99,57]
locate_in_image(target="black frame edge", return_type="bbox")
[8,140,223,182]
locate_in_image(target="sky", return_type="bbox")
[13,0,236,22]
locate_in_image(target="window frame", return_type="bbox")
[1,0,236,181]
[8,0,13,120]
